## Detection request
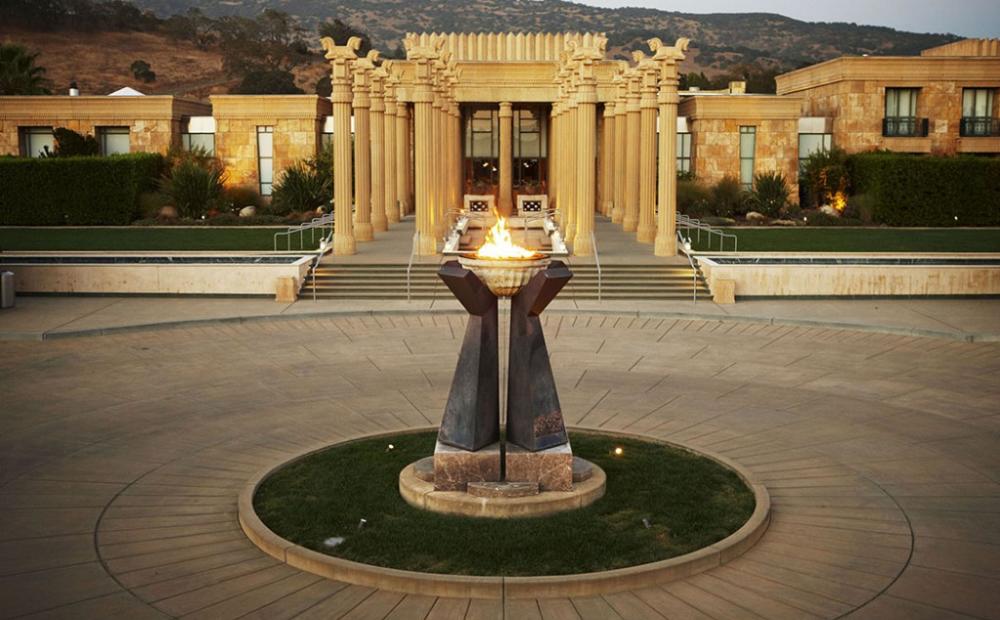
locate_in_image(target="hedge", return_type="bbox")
[848,153,1000,227]
[0,153,163,225]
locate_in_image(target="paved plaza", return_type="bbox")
[1,301,998,619]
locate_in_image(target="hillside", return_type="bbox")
[127,0,958,73]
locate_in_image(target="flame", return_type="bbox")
[476,212,536,259]
[831,191,847,212]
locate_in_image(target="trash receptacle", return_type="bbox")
[1,271,14,309]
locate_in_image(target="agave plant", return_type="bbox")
[749,171,790,217]
[269,162,332,216]
[158,159,227,219]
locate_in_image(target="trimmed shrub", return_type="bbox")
[709,176,748,217]
[748,171,790,218]
[50,127,98,157]
[849,153,1000,226]
[223,185,263,211]
[0,153,163,225]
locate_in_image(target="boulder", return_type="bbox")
[157,205,178,219]
[239,205,257,217]
[819,205,841,217]
[771,219,799,227]
[746,211,767,223]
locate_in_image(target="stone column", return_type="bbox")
[396,105,409,218]
[612,79,627,225]
[570,37,604,255]
[636,55,659,243]
[498,101,513,217]
[431,84,443,239]
[650,38,689,257]
[352,51,377,242]
[562,95,577,244]
[321,36,359,256]
[601,102,615,216]
[407,42,439,255]
[548,103,560,220]
[622,69,641,232]
[369,64,387,233]
[384,70,399,224]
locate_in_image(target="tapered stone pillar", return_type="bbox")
[321,36,359,256]
[650,38,688,257]
[612,88,627,225]
[637,56,659,243]
[498,101,513,217]
[623,70,641,232]
[407,42,439,255]
[384,70,399,224]
[396,105,409,218]
[601,102,615,216]
[352,51,377,242]
[369,64,387,233]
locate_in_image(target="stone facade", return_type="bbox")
[776,42,1000,156]
[210,95,330,191]
[0,96,209,156]
[680,95,801,198]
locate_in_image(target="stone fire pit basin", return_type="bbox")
[458,253,551,298]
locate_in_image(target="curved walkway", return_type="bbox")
[1,313,998,619]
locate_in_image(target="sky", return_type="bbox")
[573,0,1000,38]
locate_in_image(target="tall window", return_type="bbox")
[463,107,498,188]
[181,133,215,155]
[257,126,274,196]
[798,133,832,169]
[883,88,924,137]
[739,126,756,190]
[961,88,996,137]
[676,133,692,173]
[19,127,54,158]
[98,127,130,155]
[513,107,547,189]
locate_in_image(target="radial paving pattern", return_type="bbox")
[1,314,998,619]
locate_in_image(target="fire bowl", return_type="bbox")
[458,253,551,298]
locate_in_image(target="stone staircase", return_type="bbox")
[302,262,710,300]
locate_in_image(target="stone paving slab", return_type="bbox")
[1,313,998,618]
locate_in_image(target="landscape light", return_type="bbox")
[613,446,624,456]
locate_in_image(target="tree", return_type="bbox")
[130,59,156,83]
[232,69,304,95]
[0,43,53,95]
[42,128,99,157]
[216,10,312,78]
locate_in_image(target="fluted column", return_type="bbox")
[321,36,359,256]
[612,88,627,225]
[352,52,376,242]
[562,96,577,244]
[601,102,615,216]
[623,70,641,232]
[369,65,387,233]
[498,101,513,217]
[573,93,597,255]
[650,37,689,257]
[408,43,438,255]
[637,58,658,243]
[396,105,409,218]
[383,72,399,224]
[549,103,560,219]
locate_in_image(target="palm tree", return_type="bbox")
[0,44,53,95]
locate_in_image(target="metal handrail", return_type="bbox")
[591,231,602,303]
[406,230,419,302]
[299,229,332,301]
[676,214,738,252]
[273,212,334,251]
[677,230,698,303]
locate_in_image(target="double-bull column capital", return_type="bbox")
[321,36,361,255]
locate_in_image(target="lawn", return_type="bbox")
[253,431,755,576]
[688,227,1000,253]
[0,227,321,251]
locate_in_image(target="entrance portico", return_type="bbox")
[321,32,689,258]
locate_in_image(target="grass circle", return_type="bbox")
[253,431,755,576]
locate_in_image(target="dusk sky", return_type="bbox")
[574,0,1000,38]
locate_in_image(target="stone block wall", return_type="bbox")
[0,117,177,156]
[690,118,799,199]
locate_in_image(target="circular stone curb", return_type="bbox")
[237,427,771,599]
[398,460,607,518]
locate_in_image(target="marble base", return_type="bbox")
[467,481,539,498]
[433,441,501,491]
[505,441,573,491]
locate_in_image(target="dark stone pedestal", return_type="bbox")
[433,441,501,491]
